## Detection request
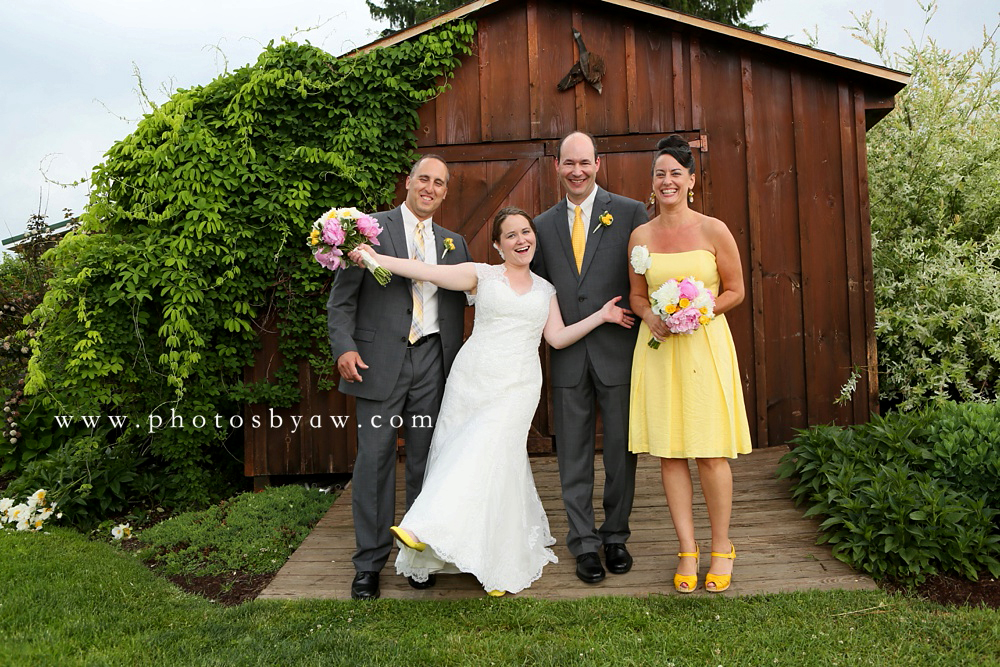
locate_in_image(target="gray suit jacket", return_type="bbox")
[533,186,647,387]
[326,206,471,402]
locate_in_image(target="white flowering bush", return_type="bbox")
[854,9,1000,409]
[0,488,60,532]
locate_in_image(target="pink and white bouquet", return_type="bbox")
[308,207,392,286]
[646,276,715,348]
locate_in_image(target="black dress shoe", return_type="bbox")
[351,571,380,600]
[604,543,634,574]
[576,552,606,583]
[407,574,437,589]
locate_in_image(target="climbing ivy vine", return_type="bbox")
[11,21,475,518]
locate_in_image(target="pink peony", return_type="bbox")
[355,215,382,243]
[322,219,347,247]
[678,278,699,301]
[666,308,702,334]
[314,249,343,271]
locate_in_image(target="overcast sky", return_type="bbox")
[2,0,997,242]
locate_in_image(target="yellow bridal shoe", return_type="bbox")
[390,525,426,552]
[674,546,700,593]
[487,590,506,597]
[705,542,736,593]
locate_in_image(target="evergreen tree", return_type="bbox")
[368,0,761,33]
[668,0,760,30]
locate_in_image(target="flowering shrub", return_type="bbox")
[0,488,61,532]
[0,213,69,475]
[854,12,1000,409]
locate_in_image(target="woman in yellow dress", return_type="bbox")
[627,135,752,593]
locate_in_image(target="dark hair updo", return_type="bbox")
[491,206,536,244]
[652,135,695,175]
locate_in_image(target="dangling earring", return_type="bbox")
[493,244,505,261]
[648,192,655,206]
[688,189,695,204]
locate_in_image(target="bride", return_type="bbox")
[348,207,633,596]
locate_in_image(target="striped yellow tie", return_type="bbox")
[408,221,425,344]
[571,205,585,272]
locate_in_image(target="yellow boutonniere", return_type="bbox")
[592,211,613,234]
[442,237,456,258]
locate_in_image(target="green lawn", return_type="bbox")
[1,528,998,666]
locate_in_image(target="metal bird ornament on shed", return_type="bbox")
[557,29,606,94]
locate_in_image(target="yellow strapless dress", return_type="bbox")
[628,250,752,458]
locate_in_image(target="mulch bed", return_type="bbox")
[167,571,279,607]
[882,573,1000,610]
[119,537,277,607]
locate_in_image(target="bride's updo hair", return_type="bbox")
[491,206,537,244]
[653,135,695,175]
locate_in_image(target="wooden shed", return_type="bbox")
[245,0,909,487]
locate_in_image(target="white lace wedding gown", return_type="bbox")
[394,263,559,593]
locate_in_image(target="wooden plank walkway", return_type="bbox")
[260,446,876,600]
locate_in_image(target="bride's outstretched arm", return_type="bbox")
[543,295,634,350]
[349,244,477,292]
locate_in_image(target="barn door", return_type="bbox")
[414,131,709,454]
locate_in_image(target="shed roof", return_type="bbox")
[2,218,74,249]
[354,0,909,87]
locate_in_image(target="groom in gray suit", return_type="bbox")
[327,155,471,600]
[532,131,646,583]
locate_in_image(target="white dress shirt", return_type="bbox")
[401,202,440,336]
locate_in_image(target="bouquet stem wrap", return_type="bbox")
[358,250,392,286]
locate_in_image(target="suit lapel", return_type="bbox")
[551,199,576,275]
[579,187,612,282]
[383,207,408,259]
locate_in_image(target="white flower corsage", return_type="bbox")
[630,245,652,275]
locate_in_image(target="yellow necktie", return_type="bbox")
[571,205,585,272]
[408,221,425,344]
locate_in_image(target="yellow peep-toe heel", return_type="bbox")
[705,542,736,593]
[673,546,700,593]
[390,525,426,552]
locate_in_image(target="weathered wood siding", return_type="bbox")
[414,0,880,443]
[246,0,895,480]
